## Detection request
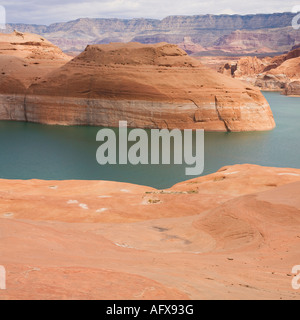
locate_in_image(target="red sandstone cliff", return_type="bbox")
[0,31,72,121]
[284,81,300,96]
[0,33,275,131]
[0,31,72,88]
[23,42,275,131]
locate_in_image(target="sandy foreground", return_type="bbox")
[0,164,300,300]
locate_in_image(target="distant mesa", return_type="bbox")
[3,13,299,55]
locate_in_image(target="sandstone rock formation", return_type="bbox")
[219,45,300,94]
[219,56,266,82]
[0,30,71,61]
[0,31,72,121]
[0,31,72,87]
[283,81,300,96]
[0,164,300,300]
[255,74,290,91]
[0,75,27,121]
[20,42,275,131]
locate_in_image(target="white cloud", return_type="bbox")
[2,0,300,24]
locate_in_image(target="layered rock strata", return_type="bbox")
[22,42,275,131]
[0,36,275,131]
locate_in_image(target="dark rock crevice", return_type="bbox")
[23,95,28,122]
[214,96,231,132]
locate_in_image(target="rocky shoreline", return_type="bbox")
[0,93,275,132]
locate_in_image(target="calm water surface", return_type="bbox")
[0,92,299,189]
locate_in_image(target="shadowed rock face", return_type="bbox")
[24,42,275,132]
[284,81,300,96]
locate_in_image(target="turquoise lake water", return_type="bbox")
[0,91,299,189]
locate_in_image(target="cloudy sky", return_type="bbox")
[1,0,300,25]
